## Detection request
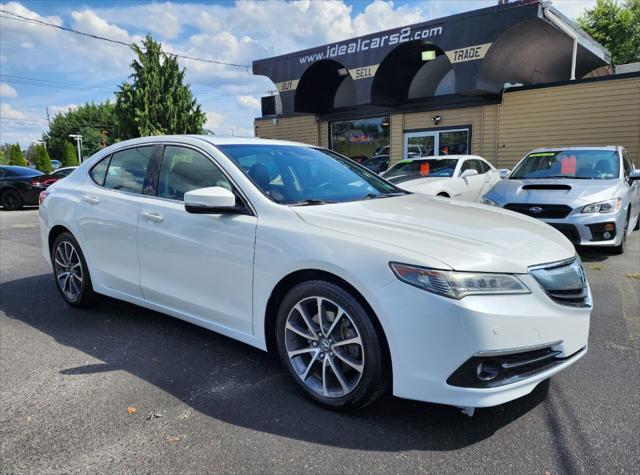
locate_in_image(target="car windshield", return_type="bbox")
[510,150,620,180]
[383,159,458,179]
[219,144,405,205]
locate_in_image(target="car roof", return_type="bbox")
[399,155,484,161]
[527,146,620,153]
[56,166,78,171]
[106,134,311,149]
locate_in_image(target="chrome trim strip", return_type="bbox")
[528,256,577,271]
[500,350,562,369]
[474,340,563,358]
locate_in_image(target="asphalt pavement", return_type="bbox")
[1,209,639,474]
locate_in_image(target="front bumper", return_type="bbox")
[540,208,627,247]
[374,273,590,408]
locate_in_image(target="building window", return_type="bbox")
[330,117,390,163]
[404,127,470,159]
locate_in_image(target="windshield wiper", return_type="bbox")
[290,199,338,206]
[362,192,406,200]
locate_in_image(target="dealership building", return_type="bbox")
[252,0,640,169]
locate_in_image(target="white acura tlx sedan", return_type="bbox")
[39,136,591,412]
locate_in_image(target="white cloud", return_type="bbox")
[204,111,223,130]
[48,104,78,116]
[1,102,27,119]
[0,84,18,98]
[236,95,261,110]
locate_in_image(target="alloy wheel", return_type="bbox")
[54,241,83,301]
[285,296,365,398]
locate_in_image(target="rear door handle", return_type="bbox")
[83,195,99,205]
[142,212,164,223]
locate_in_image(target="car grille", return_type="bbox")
[529,258,590,307]
[504,203,572,219]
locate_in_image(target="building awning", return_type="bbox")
[252,0,610,117]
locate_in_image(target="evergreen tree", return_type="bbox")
[115,35,206,139]
[8,143,27,167]
[32,144,52,173]
[0,149,8,165]
[61,141,79,167]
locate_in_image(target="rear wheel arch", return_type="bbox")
[48,225,73,256]
[264,269,391,376]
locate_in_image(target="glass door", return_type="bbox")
[404,131,436,159]
[403,128,470,159]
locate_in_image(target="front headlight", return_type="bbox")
[389,263,530,299]
[581,197,622,213]
[481,196,500,207]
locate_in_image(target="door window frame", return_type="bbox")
[403,125,472,159]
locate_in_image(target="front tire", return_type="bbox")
[275,280,387,410]
[51,232,96,307]
[1,189,24,210]
[611,214,629,255]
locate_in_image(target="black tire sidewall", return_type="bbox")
[275,280,385,410]
[1,189,23,210]
[51,232,94,307]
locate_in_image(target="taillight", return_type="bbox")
[31,179,43,187]
[39,191,49,205]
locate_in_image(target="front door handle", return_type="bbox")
[83,195,99,205]
[142,211,164,223]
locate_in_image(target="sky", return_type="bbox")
[0,0,598,148]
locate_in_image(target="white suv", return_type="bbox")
[39,136,591,412]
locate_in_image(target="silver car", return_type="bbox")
[482,146,640,254]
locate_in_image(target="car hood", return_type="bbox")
[395,177,451,191]
[293,194,574,273]
[488,178,620,204]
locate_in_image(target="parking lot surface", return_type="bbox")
[1,209,639,473]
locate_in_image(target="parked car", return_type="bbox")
[32,166,78,187]
[0,165,45,210]
[40,136,590,412]
[482,146,640,254]
[381,155,502,201]
[362,154,389,174]
[50,159,62,171]
[375,144,428,158]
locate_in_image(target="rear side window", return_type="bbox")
[461,159,484,174]
[157,146,232,201]
[90,157,110,186]
[104,146,153,193]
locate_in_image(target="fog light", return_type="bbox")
[603,232,611,239]
[476,362,500,381]
[604,223,615,231]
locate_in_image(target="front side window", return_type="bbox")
[510,150,621,180]
[219,144,402,205]
[157,146,232,201]
[104,146,153,193]
[460,159,484,174]
[384,159,458,180]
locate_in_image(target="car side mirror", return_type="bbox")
[184,186,245,214]
[629,170,640,181]
[460,169,478,179]
[499,169,510,179]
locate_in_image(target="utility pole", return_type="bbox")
[46,107,51,128]
[69,134,83,163]
[101,130,107,147]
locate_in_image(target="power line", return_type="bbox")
[0,9,251,70]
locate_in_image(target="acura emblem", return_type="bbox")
[529,206,543,214]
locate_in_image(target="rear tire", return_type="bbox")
[1,189,23,210]
[51,232,96,307]
[275,280,387,410]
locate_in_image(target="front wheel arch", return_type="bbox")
[264,269,391,378]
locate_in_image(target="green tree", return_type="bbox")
[0,149,8,165]
[43,102,116,164]
[61,141,79,167]
[7,143,27,167]
[578,0,640,65]
[115,35,206,139]
[32,144,52,173]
